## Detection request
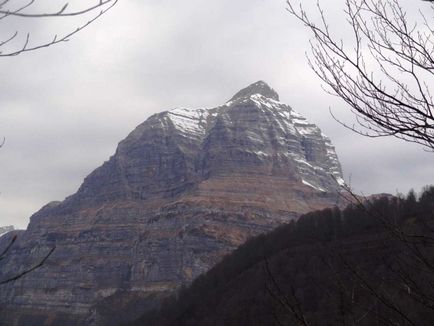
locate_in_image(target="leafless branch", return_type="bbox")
[0,234,16,261]
[0,0,118,56]
[0,0,117,18]
[287,0,434,150]
[0,245,55,285]
[263,258,310,326]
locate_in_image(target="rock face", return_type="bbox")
[0,226,14,238]
[0,81,344,325]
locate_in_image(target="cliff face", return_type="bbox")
[0,81,345,325]
[0,226,14,238]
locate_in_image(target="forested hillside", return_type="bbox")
[132,186,434,326]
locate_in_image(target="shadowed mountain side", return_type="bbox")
[131,188,434,326]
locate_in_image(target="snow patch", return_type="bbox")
[335,176,346,186]
[167,107,209,137]
[294,158,314,168]
[0,226,14,238]
[296,125,318,135]
[302,179,326,192]
[255,150,269,157]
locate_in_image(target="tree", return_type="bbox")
[130,189,434,325]
[0,0,118,56]
[284,2,434,320]
[287,0,434,150]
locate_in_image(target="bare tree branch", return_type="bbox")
[0,0,117,18]
[0,245,55,285]
[0,0,118,56]
[287,0,434,150]
[0,234,16,261]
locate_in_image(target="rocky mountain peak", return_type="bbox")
[229,80,279,102]
[0,82,345,325]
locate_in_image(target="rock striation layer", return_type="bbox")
[0,81,344,325]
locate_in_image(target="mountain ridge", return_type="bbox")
[0,226,14,238]
[0,81,345,325]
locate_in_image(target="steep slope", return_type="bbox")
[0,226,14,238]
[132,190,434,326]
[0,81,344,325]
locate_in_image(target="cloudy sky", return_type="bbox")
[0,0,433,229]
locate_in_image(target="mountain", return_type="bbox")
[0,226,14,238]
[0,81,344,325]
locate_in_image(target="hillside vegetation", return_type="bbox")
[131,186,434,326]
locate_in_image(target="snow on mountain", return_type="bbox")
[0,81,346,325]
[158,81,344,192]
[0,226,14,238]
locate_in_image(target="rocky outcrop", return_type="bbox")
[0,226,14,238]
[0,81,345,325]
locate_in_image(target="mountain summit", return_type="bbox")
[0,82,344,325]
[229,80,280,101]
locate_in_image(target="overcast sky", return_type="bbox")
[0,0,433,229]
